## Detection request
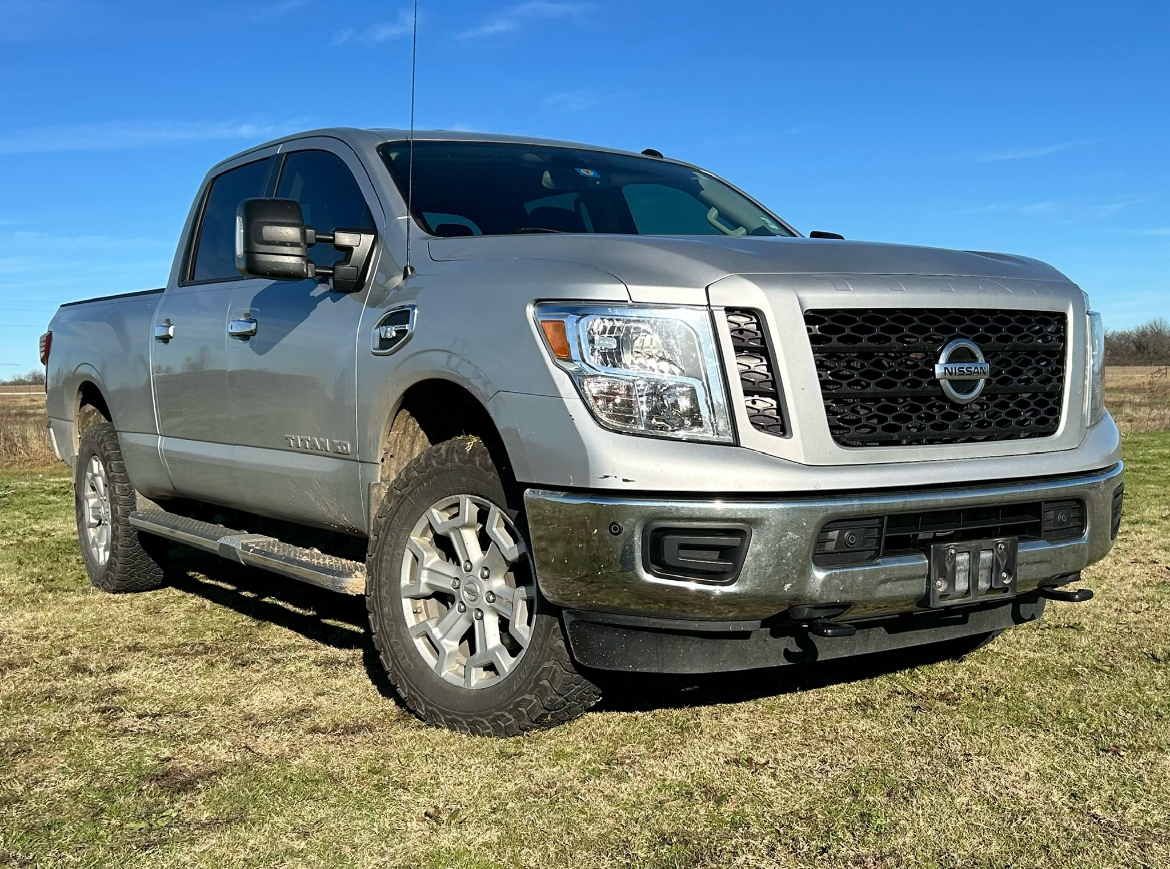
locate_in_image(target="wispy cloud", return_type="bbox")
[457,2,589,40]
[698,128,803,148]
[959,193,1145,222]
[0,120,305,155]
[0,230,170,252]
[955,139,1097,163]
[333,7,414,45]
[248,0,309,21]
[0,0,76,41]
[543,88,624,112]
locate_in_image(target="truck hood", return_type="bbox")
[428,234,1073,304]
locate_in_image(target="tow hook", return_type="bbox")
[787,605,858,638]
[1038,573,1094,603]
[1038,586,1094,603]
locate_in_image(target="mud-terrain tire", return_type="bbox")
[367,436,600,736]
[74,421,167,593]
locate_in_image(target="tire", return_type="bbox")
[366,436,600,736]
[74,421,167,593]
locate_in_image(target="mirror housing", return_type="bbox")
[236,198,312,280]
[235,198,375,293]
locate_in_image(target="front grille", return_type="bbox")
[725,309,787,437]
[813,499,1085,567]
[804,308,1066,447]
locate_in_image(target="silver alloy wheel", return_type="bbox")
[400,494,536,689]
[82,454,113,567]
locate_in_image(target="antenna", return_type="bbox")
[403,0,418,281]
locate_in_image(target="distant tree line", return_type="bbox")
[1106,318,1170,366]
[1,369,46,386]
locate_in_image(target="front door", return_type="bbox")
[152,155,274,505]
[226,145,381,533]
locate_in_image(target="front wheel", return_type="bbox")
[366,437,600,736]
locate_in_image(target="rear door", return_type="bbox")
[225,143,381,533]
[152,154,276,504]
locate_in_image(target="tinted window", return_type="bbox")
[379,141,792,238]
[624,184,718,235]
[276,150,375,267]
[191,157,272,282]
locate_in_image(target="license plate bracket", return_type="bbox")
[927,536,1018,608]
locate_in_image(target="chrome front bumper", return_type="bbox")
[524,463,1123,621]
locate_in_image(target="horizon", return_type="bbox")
[1,0,1167,372]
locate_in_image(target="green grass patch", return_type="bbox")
[1,437,1169,868]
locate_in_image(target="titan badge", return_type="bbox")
[933,338,990,404]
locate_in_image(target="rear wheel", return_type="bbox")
[366,437,600,735]
[74,421,167,593]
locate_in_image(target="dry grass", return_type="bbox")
[1,432,1169,866]
[1104,366,1170,433]
[0,393,55,469]
[0,367,1166,867]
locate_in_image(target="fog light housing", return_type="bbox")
[643,522,750,583]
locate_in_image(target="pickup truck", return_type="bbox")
[43,128,1123,735]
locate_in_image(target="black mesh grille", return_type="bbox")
[804,308,1067,447]
[726,309,786,437]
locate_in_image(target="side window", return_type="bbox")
[623,183,722,235]
[190,158,272,283]
[276,150,375,267]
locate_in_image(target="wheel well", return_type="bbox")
[76,381,111,440]
[380,380,513,486]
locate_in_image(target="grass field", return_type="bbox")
[1,386,1168,868]
[0,392,54,469]
[1100,367,1170,433]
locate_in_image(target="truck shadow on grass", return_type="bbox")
[162,547,970,716]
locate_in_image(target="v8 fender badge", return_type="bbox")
[933,338,990,404]
[284,435,352,455]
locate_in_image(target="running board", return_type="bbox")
[129,510,366,595]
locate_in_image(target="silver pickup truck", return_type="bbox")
[43,128,1123,735]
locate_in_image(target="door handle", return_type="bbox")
[228,317,258,339]
[154,321,174,342]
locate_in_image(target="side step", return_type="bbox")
[129,510,366,595]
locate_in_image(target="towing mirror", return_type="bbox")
[235,198,375,293]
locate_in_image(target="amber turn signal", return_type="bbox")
[539,320,572,360]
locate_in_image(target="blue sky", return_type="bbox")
[1,0,1167,374]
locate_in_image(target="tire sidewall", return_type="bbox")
[75,427,116,587]
[74,422,164,592]
[368,445,565,718]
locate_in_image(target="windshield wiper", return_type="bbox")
[512,227,566,234]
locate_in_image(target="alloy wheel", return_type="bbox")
[82,455,113,566]
[399,494,536,689]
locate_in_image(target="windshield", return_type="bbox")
[379,141,794,239]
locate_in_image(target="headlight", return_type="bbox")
[1086,309,1105,426]
[535,304,733,443]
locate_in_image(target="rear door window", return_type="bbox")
[190,157,273,283]
[275,150,375,268]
